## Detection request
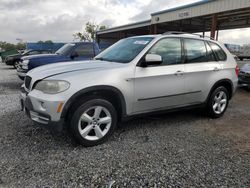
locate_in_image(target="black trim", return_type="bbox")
[138,90,202,101]
[61,85,127,118]
[122,102,206,122]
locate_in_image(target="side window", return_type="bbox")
[209,42,227,61]
[205,42,216,61]
[148,38,182,65]
[184,39,207,63]
[74,44,94,58]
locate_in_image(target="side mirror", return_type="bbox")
[70,51,79,59]
[141,54,162,67]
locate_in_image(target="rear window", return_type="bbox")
[209,42,227,61]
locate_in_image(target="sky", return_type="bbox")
[0,0,250,45]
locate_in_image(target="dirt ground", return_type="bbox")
[0,62,249,187]
[198,88,250,153]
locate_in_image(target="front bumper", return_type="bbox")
[17,67,28,78]
[20,86,65,131]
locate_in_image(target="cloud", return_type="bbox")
[0,0,249,45]
[0,0,147,43]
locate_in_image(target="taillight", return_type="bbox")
[235,65,240,76]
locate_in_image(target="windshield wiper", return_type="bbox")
[95,57,105,61]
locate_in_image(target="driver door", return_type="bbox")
[133,38,186,113]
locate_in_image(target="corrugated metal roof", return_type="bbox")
[96,20,150,34]
[151,0,214,16]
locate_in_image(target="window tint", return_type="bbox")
[209,42,227,61]
[148,38,182,65]
[205,42,216,61]
[184,39,207,63]
[74,44,94,58]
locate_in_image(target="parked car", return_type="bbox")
[20,32,238,146]
[238,45,250,61]
[5,49,52,68]
[17,42,100,80]
[238,63,250,90]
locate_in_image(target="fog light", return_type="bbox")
[40,101,46,110]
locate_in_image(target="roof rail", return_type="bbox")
[163,31,214,40]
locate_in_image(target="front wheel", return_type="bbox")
[70,98,117,147]
[206,86,229,118]
[13,61,19,69]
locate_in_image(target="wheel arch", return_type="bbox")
[207,79,234,102]
[61,85,127,122]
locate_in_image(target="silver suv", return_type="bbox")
[20,32,238,146]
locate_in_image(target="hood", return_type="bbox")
[240,63,250,73]
[6,53,21,59]
[22,53,58,61]
[27,60,124,80]
[22,53,70,69]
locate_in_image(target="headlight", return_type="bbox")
[34,80,70,94]
[22,60,29,69]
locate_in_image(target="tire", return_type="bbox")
[18,75,24,80]
[70,98,117,147]
[247,85,250,91]
[206,86,229,118]
[13,61,19,69]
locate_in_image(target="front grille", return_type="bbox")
[24,76,32,90]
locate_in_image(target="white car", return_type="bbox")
[20,32,238,146]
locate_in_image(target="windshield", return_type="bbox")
[22,50,31,55]
[56,43,75,55]
[95,37,154,63]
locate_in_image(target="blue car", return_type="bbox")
[17,42,100,80]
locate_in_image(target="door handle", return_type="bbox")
[174,70,184,76]
[213,67,220,72]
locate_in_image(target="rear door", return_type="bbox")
[183,38,221,104]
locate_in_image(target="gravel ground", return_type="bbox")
[0,62,249,188]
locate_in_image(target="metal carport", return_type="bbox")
[96,0,250,48]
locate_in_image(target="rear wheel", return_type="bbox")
[70,98,117,147]
[206,86,229,118]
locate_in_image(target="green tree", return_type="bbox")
[0,41,25,51]
[73,22,107,42]
[16,42,26,50]
[44,40,53,44]
[37,40,53,44]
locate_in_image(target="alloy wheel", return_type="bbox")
[78,106,112,141]
[212,91,227,114]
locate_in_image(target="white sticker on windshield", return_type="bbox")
[134,41,149,45]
